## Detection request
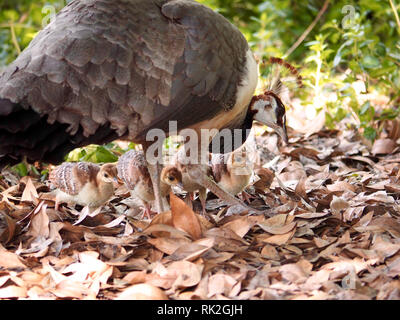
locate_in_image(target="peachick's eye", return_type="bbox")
[168,176,175,182]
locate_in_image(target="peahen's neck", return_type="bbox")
[208,107,255,154]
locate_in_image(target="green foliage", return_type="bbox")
[65,144,119,163]
[0,0,68,67]
[10,161,45,180]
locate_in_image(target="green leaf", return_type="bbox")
[359,101,371,116]
[378,108,400,121]
[362,55,380,69]
[369,65,397,78]
[363,127,377,141]
[92,145,118,163]
[12,162,28,177]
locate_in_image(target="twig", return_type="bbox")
[284,0,331,58]
[0,23,32,29]
[389,0,400,35]
[8,22,21,55]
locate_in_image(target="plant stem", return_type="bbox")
[8,22,21,55]
[284,0,331,58]
[389,0,400,35]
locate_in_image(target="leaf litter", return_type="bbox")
[1,123,400,300]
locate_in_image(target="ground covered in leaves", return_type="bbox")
[1,121,400,300]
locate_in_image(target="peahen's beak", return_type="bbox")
[275,123,288,144]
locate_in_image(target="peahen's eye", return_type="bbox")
[168,176,175,182]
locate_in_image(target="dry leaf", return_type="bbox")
[330,196,350,214]
[148,237,191,255]
[207,274,239,298]
[261,228,296,246]
[223,216,263,238]
[170,192,202,240]
[27,202,49,238]
[0,285,27,298]
[169,238,214,261]
[261,245,280,260]
[144,223,191,239]
[0,250,26,269]
[257,221,297,235]
[0,212,16,244]
[116,284,168,300]
[50,280,89,299]
[21,178,39,203]
[327,181,356,193]
[371,139,396,155]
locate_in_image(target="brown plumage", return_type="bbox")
[0,0,293,215]
[211,147,253,202]
[161,164,208,215]
[0,0,249,166]
[117,150,170,218]
[160,146,211,215]
[49,162,118,210]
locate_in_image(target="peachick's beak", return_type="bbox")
[113,177,120,188]
[177,182,184,190]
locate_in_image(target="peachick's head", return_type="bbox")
[98,163,119,187]
[228,148,253,176]
[249,91,288,143]
[161,166,184,189]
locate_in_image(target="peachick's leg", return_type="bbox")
[182,138,268,215]
[143,143,165,214]
[146,161,164,213]
[199,188,207,216]
[141,203,153,220]
[54,199,60,211]
[187,164,264,215]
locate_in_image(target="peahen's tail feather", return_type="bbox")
[0,98,119,169]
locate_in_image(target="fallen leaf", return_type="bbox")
[0,285,27,298]
[170,192,202,240]
[144,223,191,239]
[279,259,312,284]
[27,202,49,238]
[50,280,89,299]
[387,258,400,277]
[169,238,214,261]
[223,216,263,238]
[295,212,329,219]
[260,244,280,260]
[73,206,92,226]
[0,250,26,269]
[148,237,191,255]
[371,139,396,155]
[0,212,16,244]
[170,261,203,288]
[102,215,126,228]
[207,274,239,298]
[330,195,350,214]
[257,221,297,235]
[116,284,168,300]
[21,178,39,203]
[261,228,296,245]
[295,177,309,201]
[327,181,356,193]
